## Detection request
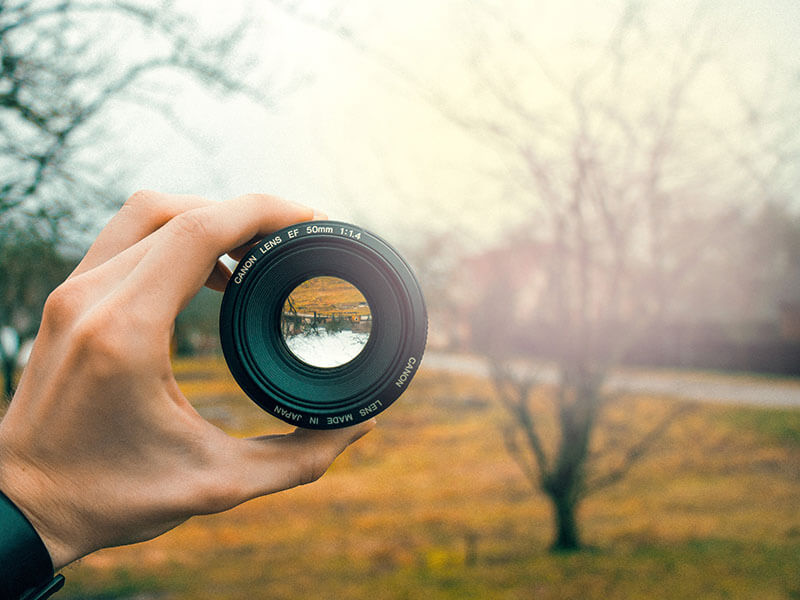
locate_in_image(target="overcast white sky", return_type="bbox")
[110,0,800,248]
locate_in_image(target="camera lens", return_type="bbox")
[219,221,427,429]
[280,276,372,368]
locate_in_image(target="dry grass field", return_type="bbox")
[284,276,371,318]
[57,357,800,600]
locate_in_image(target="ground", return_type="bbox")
[56,357,800,600]
[284,276,372,318]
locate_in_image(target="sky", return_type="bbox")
[108,0,800,250]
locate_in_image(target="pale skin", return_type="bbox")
[0,191,374,570]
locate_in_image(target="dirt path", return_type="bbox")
[421,352,800,408]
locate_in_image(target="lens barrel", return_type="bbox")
[219,221,427,429]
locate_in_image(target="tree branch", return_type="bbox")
[489,359,550,478]
[585,400,692,495]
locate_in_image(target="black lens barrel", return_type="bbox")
[219,221,427,429]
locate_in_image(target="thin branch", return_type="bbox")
[489,359,550,477]
[501,423,540,489]
[585,400,693,495]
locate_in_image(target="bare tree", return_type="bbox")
[455,3,799,550]
[277,0,800,550]
[0,0,284,395]
[0,0,273,237]
[460,5,798,551]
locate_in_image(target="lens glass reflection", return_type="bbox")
[280,276,372,368]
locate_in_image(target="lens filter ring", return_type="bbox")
[219,221,427,429]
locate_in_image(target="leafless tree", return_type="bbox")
[276,0,800,550]
[459,4,798,551]
[0,0,282,395]
[0,0,273,238]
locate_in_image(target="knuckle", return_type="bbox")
[298,447,337,486]
[41,281,85,330]
[124,189,160,212]
[70,307,134,375]
[182,437,247,514]
[73,317,118,358]
[195,477,243,514]
[122,190,169,227]
[168,209,215,241]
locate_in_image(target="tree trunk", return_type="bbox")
[543,377,596,552]
[547,486,581,552]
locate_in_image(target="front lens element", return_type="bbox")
[280,276,372,368]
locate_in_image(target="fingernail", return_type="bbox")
[312,210,328,220]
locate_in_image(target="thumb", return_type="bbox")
[227,420,376,506]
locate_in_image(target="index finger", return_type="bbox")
[123,193,314,319]
[72,191,215,278]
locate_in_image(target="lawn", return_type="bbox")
[59,357,800,599]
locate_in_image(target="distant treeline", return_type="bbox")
[622,323,800,376]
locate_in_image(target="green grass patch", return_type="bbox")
[722,405,800,446]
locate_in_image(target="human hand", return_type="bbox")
[0,191,374,570]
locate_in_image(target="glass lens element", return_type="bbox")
[280,276,372,368]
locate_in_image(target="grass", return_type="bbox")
[58,358,800,599]
[284,276,371,317]
[722,406,800,446]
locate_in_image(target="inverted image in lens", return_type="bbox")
[280,276,372,368]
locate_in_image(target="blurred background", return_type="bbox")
[1,0,799,598]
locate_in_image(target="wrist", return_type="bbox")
[0,484,64,598]
[0,445,83,571]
